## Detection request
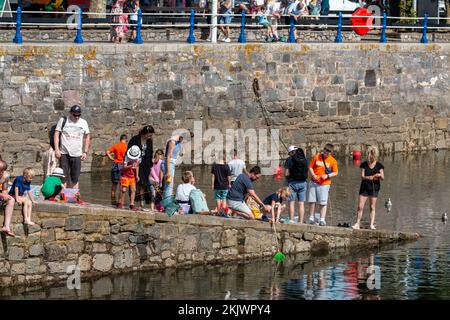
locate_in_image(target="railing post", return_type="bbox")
[420,14,428,44]
[335,11,342,43]
[211,0,218,43]
[187,9,195,43]
[74,7,84,44]
[380,11,387,43]
[238,10,246,43]
[134,8,143,44]
[13,6,23,44]
[288,16,295,43]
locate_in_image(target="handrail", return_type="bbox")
[3,8,450,45]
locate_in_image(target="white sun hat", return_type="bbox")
[127,145,142,160]
[288,145,298,153]
[52,168,65,178]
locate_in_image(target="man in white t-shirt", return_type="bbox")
[228,149,248,184]
[54,105,90,190]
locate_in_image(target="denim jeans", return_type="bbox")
[161,160,176,199]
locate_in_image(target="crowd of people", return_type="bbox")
[110,0,142,43]
[0,103,385,237]
[215,0,328,42]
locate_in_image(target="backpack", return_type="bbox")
[189,189,209,214]
[49,116,67,150]
[160,195,179,217]
[289,148,308,181]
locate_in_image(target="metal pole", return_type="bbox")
[380,11,387,43]
[74,7,84,44]
[334,11,342,43]
[420,14,428,44]
[187,9,195,43]
[288,16,295,43]
[238,10,246,43]
[134,8,143,44]
[13,6,23,44]
[211,0,218,43]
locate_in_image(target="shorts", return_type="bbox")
[214,189,229,200]
[111,163,122,184]
[288,181,307,202]
[227,199,252,215]
[308,182,331,205]
[359,183,380,198]
[129,19,137,30]
[120,176,136,188]
[219,10,232,25]
[60,154,81,185]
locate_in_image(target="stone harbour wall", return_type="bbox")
[0,43,449,175]
[0,202,419,288]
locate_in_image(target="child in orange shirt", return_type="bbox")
[106,134,128,205]
[117,145,141,211]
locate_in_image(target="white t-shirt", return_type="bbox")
[228,159,246,182]
[268,1,282,15]
[56,117,90,157]
[176,183,196,202]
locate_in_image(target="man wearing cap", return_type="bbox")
[54,105,90,190]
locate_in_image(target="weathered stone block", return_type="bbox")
[65,216,84,231]
[303,232,314,241]
[93,254,114,272]
[42,218,65,229]
[25,258,41,274]
[66,240,84,253]
[221,229,237,248]
[435,118,448,130]
[364,70,377,87]
[312,87,326,102]
[345,80,359,95]
[8,246,24,261]
[338,102,351,116]
[114,249,133,269]
[78,254,92,271]
[93,243,107,253]
[29,244,44,257]
[11,263,26,275]
[44,244,68,261]
[85,221,110,235]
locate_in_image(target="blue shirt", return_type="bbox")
[263,193,282,205]
[9,176,31,196]
[227,173,254,202]
[164,139,182,163]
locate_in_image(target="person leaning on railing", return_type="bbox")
[218,0,233,42]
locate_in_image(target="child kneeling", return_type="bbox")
[41,168,66,201]
[262,186,291,222]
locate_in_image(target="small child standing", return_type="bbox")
[118,145,141,211]
[262,186,292,223]
[41,168,66,200]
[149,149,164,211]
[211,157,231,216]
[9,167,36,225]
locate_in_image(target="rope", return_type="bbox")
[252,78,289,153]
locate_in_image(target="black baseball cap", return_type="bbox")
[70,105,82,114]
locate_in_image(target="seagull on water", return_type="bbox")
[442,213,448,223]
[224,291,237,300]
[385,198,392,212]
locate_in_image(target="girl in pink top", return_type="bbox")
[149,149,164,210]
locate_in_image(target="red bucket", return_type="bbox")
[351,8,373,36]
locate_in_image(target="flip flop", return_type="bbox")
[0,229,17,237]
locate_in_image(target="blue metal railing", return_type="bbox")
[3,8,449,45]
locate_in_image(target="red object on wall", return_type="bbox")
[353,150,362,160]
[351,8,373,36]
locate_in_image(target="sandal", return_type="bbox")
[24,221,36,226]
[1,228,17,237]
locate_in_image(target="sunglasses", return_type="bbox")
[72,113,81,117]
[323,148,332,153]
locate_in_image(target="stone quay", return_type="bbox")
[0,42,449,175]
[0,201,420,288]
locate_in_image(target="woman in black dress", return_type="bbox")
[127,125,155,210]
[352,146,384,230]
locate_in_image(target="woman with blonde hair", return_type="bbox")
[352,146,385,230]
